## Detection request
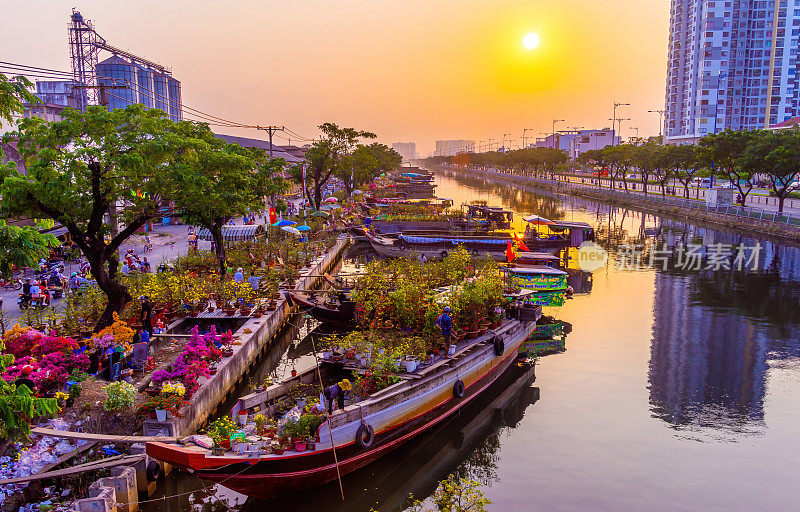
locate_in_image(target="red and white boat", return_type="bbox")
[146,313,540,499]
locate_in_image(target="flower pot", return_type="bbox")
[220,439,231,449]
[272,445,285,455]
[155,409,167,422]
[294,440,307,452]
[209,367,218,375]
[448,344,456,356]
[402,360,418,373]
[237,411,248,425]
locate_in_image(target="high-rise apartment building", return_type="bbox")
[435,140,475,156]
[392,142,417,162]
[665,0,800,144]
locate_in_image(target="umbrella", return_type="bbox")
[323,196,338,203]
[310,211,330,218]
[523,214,553,225]
[272,219,297,227]
[296,224,311,232]
[281,226,301,236]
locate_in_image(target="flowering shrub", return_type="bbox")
[3,349,90,391]
[103,381,137,411]
[90,334,116,351]
[136,394,184,419]
[94,313,134,351]
[161,381,186,397]
[152,325,231,398]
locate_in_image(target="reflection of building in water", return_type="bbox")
[649,272,769,429]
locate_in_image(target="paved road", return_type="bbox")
[0,222,206,323]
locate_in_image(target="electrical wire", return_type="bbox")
[2,60,316,143]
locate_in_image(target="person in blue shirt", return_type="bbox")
[233,267,244,283]
[248,273,260,292]
[435,306,453,344]
[323,379,352,414]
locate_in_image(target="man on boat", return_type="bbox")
[435,306,452,344]
[324,379,352,414]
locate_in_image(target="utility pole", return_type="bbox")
[502,133,511,152]
[648,109,666,138]
[552,119,564,149]
[488,138,494,151]
[256,126,286,158]
[611,102,629,146]
[629,126,639,140]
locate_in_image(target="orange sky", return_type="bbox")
[2,1,669,155]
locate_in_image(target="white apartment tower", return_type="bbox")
[665,0,800,144]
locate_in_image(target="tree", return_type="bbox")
[0,72,60,278]
[631,140,664,195]
[1,104,194,330]
[294,123,376,209]
[339,142,401,195]
[740,129,800,213]
[663,144,699,198]
[697,129,755,204]
[169,123,287,274]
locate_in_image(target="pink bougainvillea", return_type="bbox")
[152,326,232,398]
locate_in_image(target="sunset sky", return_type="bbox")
[2,1,670,155]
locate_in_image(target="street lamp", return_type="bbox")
[648,109,665,138]
[552,119,564,149]
[502,133,512,152]
[609,117,631,143]
[629,126,639,139]
[488,138,494,151]
[522,128,535,149]
[612,102,629,146]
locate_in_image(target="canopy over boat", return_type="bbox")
[197,224,265,242]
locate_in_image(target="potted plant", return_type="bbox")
[136,394,183,422]
[237,409,249,426]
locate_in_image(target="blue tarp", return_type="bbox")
[399,235,508,245]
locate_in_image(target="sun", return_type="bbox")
[522,32,540,50]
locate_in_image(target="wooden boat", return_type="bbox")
[145,315,540,499]
[365,230,510,261]
[463,204,514,229]
[503,265,569,292]
[285,291,356,327]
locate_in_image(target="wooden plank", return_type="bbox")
[39,441,97,475]
[0,454,144,485]
[31,427,178,443]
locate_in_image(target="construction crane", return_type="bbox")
[68,9,171,110]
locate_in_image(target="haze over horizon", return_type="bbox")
[2,0,669,155]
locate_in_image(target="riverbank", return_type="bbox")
[438,166,800,244]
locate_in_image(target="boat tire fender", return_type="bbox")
[146,461,163,482]
[356,423,374,449]
[398,239,407,251]
[453,379,465,398]
[440,250,448,259]
[493,336,504,356]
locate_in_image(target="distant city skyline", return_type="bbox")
[2,1,669,154]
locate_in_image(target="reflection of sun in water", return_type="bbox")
[522,32,540,50]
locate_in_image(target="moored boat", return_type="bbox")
[503,265,569,291]
[145,314,540,498]
[285,290,356,327]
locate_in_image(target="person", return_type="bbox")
[22,277,31,298]
[68,272,82,293]
[140,296,153,336]
[144,235,152,253]
[38,280,50,306]
[233,267,244,283]
[29,280,42,307]
[141,257,151,273]
[13,366,36,393]
[121,261,130,276]
[210,239,216,253]
[248,273,260,293]
[435,306,453,344]
[188,230,198,251]
[323,379,352,415]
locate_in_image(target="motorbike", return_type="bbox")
[0,277,22,291]
[18,293,45,310]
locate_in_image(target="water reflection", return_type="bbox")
[438,169,800,437]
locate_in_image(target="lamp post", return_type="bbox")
[552,119,564,149]
[502,133,512,152]
[612,102,629,146]
[609,118,631,143]
[648,109,665,138]
[629,126,639,140]
[522,128,535,149]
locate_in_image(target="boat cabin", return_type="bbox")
[463,204,514,229]
[524,220,594,248]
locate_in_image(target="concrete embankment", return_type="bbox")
[442,167,800,244]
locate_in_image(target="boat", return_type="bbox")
[463,204,514,229]
[365,230,511,261]
[145,314,541,498]
[503,265,569,292]
[285,290,356,327]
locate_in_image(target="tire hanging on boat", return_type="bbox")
[398,239,407,251]
[493,336,504,356]
[453,379,465,398]
[440,250,448,259]
[355,422,374,449]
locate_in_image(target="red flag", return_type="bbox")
[269,207,277,224]
[506,240,516,262]
[513,232,530,252]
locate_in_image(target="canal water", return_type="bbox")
[144,170,800,512]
